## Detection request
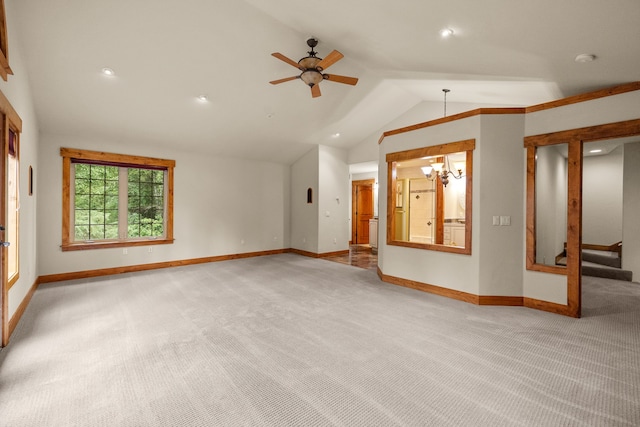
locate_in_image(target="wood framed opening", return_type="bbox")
[524,118,640,318]
[386,139,474,255]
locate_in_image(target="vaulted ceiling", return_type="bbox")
[10,0,640,164]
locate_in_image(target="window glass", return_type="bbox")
[61,148,174,250]
[7,128,18,284]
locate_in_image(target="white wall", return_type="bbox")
[582,145,623,244]
[623,142,640,280]
[290,146,319,252]
[318,145,349,253]
[477,114,525,297]
[378,116,483,295]
[0,0,40,319]
[37,134,291,276]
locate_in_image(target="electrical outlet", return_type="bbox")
[123,248,128,255]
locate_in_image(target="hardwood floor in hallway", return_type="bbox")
[323,245,378,270]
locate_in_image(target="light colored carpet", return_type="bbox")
[1,253,639,426]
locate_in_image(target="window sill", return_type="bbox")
[387,239,471,255]
[61,238,174,252]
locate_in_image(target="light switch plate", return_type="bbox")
[500,215,511,226]
[493,216,500,226]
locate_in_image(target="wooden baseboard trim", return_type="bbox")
[377,269,479,304]
[319,250,350,258]
[7,279,40,342]
[523,297,575,317]
[289,248,349,258]
[378,268,547,309]
[478,296,524,306]
[38,249,290,284]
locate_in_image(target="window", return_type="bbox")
[61,148,175,251]
[386,139,474,254]
[6,127,19,287]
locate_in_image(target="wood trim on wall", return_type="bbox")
[289,248,349,258]
[525,82,640,113]
[60,147,176,251]
[378,267,525,307]
[523,297,574,317]
[7,278,38,340]
[385,139,476,162]
[524,118,640,318]
[386,139,474,255]
[566,139,583,318]
[378,108,525,144]
[524,118,640,148]
[38,249,290,284]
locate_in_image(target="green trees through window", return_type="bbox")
[74,164,119,240]
[127,168,164,238]
[61,147,174,251]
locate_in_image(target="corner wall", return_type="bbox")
[318,146,349,253]
[37,134,291,276]
[290,146,319,252]
[290,145,349,255]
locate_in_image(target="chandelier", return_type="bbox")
[421,156,465,187]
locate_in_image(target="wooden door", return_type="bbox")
[352,179,374,244]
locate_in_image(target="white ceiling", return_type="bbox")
[10,0,640,164]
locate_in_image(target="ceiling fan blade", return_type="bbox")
[269,76,299,85]
[271,52,302,70]
[324,74,359,86]
[311,84,321,98]
[316,50,344,71]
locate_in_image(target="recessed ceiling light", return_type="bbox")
[575,54,596,63]
[101,67,115,76]
[589,149,602,153]
[332,132,341,138]
[197,95,209,102]
[440,28,454,38]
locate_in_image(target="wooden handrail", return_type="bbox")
[562,241,622,256]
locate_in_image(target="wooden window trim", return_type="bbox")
[60,148,175,251]
[386,139,474,255]
[0,0,13,81]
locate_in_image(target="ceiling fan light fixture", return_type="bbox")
[298,56,321,69]
[300,70,323,86]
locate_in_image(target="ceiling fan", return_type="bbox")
[270,38,359,98]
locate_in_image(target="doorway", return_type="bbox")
[525,117,640,317]
[0,90,21,347]
[351,179,374,244]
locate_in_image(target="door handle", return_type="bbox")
[0,241,9,247]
